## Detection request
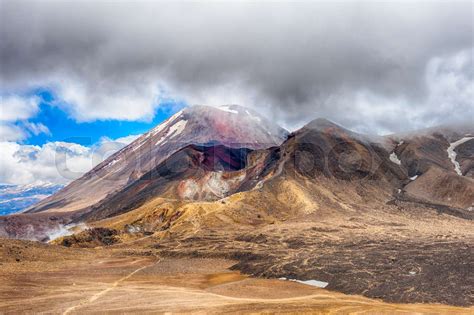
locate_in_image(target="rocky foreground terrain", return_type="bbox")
[1,105,473,313]
[0,237,472,314]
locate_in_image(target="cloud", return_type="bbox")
[0,95,51,140]
[55,79,161,121]
[0,124,27,142]
[0,1,472,133]
[22,122,51,136]
[0,95,40,122]
[422,49,473,126]
[0,134,141,185]
[0,122,51,141]
[309,48,474,135]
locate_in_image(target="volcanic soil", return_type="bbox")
[1,207,473,315]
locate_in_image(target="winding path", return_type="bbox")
[62,258,159,315]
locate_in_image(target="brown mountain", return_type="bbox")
[25,105,288,214]
[74,117,473,232]
[385,124,474,210]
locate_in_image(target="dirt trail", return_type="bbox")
[62,258,159,315]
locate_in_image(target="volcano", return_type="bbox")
[25,105,288,214]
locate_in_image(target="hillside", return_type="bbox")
[25,105,288,214]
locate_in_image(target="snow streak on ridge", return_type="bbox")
[447,136,473,176]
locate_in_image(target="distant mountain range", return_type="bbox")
[0,183,63,216]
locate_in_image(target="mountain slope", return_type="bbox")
[4,115,473,242]
[385,125,474,209]
[75,118,409,227]
[25,105,288,214]
[79,144,257,221]
[79,118,474,235]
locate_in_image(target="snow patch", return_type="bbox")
[219,105,238,114]
[245,109,262,122]
[149,110,184,137]
[389,152,401,165]
[155,119,188,145]
[447,136,473,176]
[389,141,403,165]
[131,139,146,152]
[279,277,329,288]
[155,137,167,146]
[168,119,187,139]
[105,159,119,168]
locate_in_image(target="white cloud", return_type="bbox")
[0,134,141,185]
[423,49,474,125]
[0,124,28,142]
[0,95,50,141]
[54,79,161,122]
[23,122,51,136]
[287,48,474,135]
[0,95,40,122]
[0,122,51,142]
[0,141,92,185]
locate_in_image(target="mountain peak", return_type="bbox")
[26,104,288,214]
[187,104,263,118]
[305,118,340,130]
[300,118,354,136]
[294,117,383,145]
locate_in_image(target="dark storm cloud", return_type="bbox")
[0,0,472,133]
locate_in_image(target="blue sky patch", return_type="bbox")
[21,89,186,146]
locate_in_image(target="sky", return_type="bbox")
[0,0,473,186]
